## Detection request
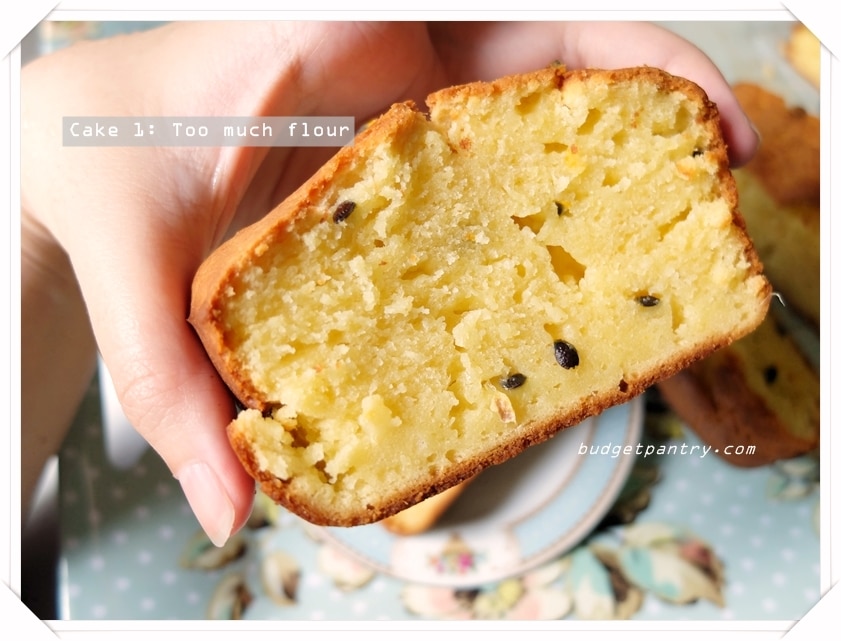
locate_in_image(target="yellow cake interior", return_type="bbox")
[218,74,767,515]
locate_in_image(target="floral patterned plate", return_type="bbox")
[315,397,643,588]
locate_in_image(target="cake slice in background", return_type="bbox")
[785,23,820,88]
[732,83,819,329]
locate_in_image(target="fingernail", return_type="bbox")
[176,461,235,547]
[748,117,762,145]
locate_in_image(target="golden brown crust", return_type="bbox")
[657,368,783,468]
[430,65,714,110]
[657,370,816,468]
[733,83,819,210]
[657,311,819,467]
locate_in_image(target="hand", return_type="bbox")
[21,21,758,543]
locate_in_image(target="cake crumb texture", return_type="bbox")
[190,67,770,526]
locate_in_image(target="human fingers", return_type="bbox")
[428,21,758,167]
[19,25,278,544]
[20,135,259,544]
[21,213,98,517]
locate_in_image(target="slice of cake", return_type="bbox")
[732,83,819,328]
[189,66,770,526]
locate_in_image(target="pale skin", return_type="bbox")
[21,21,758,546]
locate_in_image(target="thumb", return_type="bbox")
[82,229,256,546]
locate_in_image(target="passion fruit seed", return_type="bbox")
[332,200,356,223]
[553,340,580,369]
[500,373,527,389]
[636,294,660,307]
